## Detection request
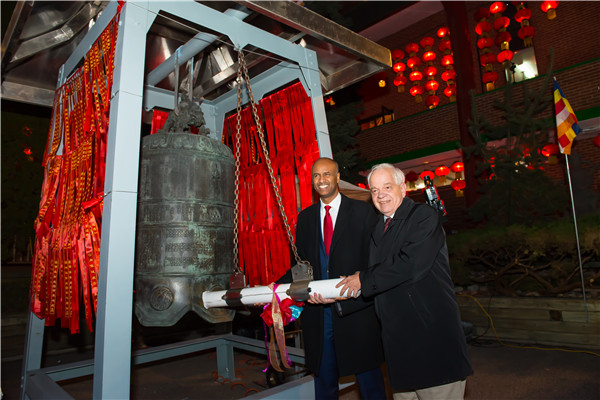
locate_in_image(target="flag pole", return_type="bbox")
[563,153,588,322]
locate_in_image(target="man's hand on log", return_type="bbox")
[336,271,361,298]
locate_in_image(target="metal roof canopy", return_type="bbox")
[1,0,391,108]
[17,1,390,399]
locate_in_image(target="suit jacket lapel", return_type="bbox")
[308,204,323,279]
[371,216,385,246]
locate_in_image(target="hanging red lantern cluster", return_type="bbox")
[392,49,407,93]
[513,1,535,47]
[405,42,424,103]
[490,1,514,69]
[420,36,440,109]
[474,7,498,91]
[541,1,559,20]
[438,26,456,102]
[450,161,465,196]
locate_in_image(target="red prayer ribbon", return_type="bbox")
[31,11,121,333]
[223,82,318,286]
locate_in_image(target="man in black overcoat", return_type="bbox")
[277,158,386,399]
[338,163,473,400]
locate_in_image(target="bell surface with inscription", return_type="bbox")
[135,101,235,326]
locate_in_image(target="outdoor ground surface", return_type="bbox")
[2,332,599,399]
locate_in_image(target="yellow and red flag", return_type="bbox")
[553,78,581,155]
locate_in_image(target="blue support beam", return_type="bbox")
[92,1,152,398]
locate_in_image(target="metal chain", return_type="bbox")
[232,58,244,274]
[235,48,304,266]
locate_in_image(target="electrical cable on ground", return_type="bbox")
[459,294,599,357]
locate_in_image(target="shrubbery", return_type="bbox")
[447,215,600,297]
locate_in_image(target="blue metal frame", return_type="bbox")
[21,1,331,398]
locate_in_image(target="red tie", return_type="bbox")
[384,217,392,233]
[324,205,333,256]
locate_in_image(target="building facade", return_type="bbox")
[350,1,600,230]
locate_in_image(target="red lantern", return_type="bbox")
[482,71,499,83]
[475,20,492,35]
[518,26,535,39]
[405,170,419,189]
[437,27,449,38]
[451,179,466,197]
[425,95,440,109]
[409,70,423,81]
[495,31,512,48]
[420,170,435,181]
[420,37,435,49]
[422,51,436,62]
[490,1,506,14]
[480,53,497,66]
[394,75,407,86]
[497,49,514,64]
[391,49,405,60]
[451,161,465,179]
[493,16,510,31]
[424,66,437,77]
[542,143,560,165]
[514,7,532,22]
[410,85,424,96]
[540,145,555,157]
[441,69,456,82]
[518,26,535,41]
[435,165,450,184]
[406,56,422,69]
[410,85,424,103]
[405,42,420,54]
[594,133,600,148]
[393,62,406,73]
[440,55,453,67]
[444,85,456,98]
[477,37,494,49]
[435,165,450,176]
[541,1,559,20]
[425,80,439,92]
[451,180,466,190]
[438,39,452,52]
[482,71,499,91]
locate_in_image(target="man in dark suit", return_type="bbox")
[338,163,473,400]
[277,157,386,400]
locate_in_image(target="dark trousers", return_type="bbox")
[314,307,386,400]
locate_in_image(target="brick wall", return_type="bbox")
[355,1,600,214]
[357,59,599,162]
[357,1,600,122]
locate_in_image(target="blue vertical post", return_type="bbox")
[300,54,332,158]
[92,2,153,398]
[20,312,45,400]
[216,341,236,380]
